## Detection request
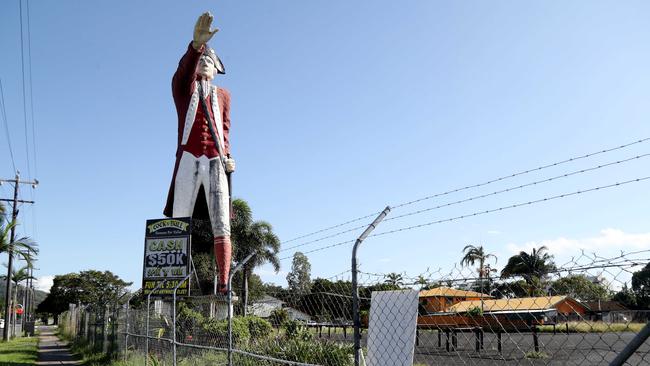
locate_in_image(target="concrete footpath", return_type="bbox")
[36,325,82,365]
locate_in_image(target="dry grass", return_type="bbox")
[538,321,646,333]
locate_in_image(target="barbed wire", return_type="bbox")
[280,153,649,253]
[369,176,650,239]
[281,137,649,246]
[280,176,650,260]
[384,153,649,223]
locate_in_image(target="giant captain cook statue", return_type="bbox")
[164,12,235,294]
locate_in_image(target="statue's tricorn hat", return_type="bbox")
[204,47,225,75]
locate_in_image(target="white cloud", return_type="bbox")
[35,275,54,293]
[506,229,650,256]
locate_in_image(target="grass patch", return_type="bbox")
[0,337,39,365]
[69,340,113,366]
[538,321,646,333]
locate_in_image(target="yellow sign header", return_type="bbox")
[147,219,189,233]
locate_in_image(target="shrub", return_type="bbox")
[283,319,312,341]
[241,315,273,341]
[202,317,251,345]
[466,306,483,317]
[177,303,204,330]
[269,308,288,326]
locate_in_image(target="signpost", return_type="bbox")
[142,218,192,296]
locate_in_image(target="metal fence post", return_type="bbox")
[123,292,137,362]
[145,280,166,366]
[173,272,193,366]
[610,321,650,366]
[352,206,390,366]
[103,303,109,354]
[228,252,256,366]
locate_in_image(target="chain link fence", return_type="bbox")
[58,249,650,365]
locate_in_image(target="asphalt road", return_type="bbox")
[411,330,650,365]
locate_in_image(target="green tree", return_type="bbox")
[549,275,610,301]
[383,273,404,287]
[493,279,536,298]
[36,270,131,320]
[306,278,353,321]
[231,199,281,316]
[632,263,650,309]
[233,272,265,306]
[286,252,312,297]
[612,283,637,309]
[501,246,556,296]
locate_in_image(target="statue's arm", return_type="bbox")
[172,43,202,99]
[172,12,219,99]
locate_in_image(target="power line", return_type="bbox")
[281,176,650,260]
[18,0,32,179]
[24,0,38,240]
[26,0,37,179]
[281,137,650,245]
[0,79,17,173]
[280,152,649,253]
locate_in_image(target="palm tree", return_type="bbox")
[500,246,556,296]
[1,265,35,331]
[415,275,429,290]
[0,220,38,265]
[383,272,404,287]
[460,244,497,283]
[231,199,281,315]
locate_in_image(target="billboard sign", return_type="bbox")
[142,218,191,296]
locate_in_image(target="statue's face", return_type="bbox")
[197,55,216,80]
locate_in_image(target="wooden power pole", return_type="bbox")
[0,172,37,340]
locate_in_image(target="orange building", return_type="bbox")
[419,287,493,313]
[418,291,589,330]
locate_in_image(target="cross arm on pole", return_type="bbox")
[0,199,34,204]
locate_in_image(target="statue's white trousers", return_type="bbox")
[172,151,230,236]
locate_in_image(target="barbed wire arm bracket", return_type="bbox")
[352,206,391,366]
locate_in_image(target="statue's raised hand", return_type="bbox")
[192,12,219,50]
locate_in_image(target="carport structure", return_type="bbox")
[417,295,590,353]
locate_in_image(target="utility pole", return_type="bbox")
[0,172,38,340]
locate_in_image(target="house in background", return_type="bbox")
[248,295,312,322]
[584,300,628,322]
[419,287,493,314]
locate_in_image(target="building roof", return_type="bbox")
[419,286,492,299]
[583,301,627,312]
[446,296,586,313]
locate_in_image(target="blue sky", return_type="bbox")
[1,1,649,292]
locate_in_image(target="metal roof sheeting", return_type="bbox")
[418,287,492,299]
[445,295,585,313]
